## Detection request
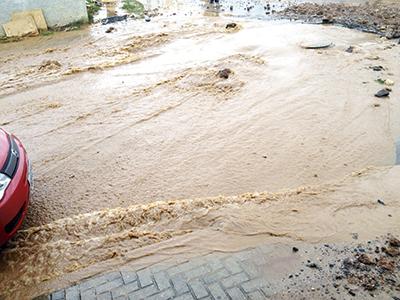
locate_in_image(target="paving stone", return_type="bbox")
[240,278,268,293]
[128,284,158,299]
[80,276,108,292]
[154,271,172,290]
[147,288,175,300]
[240,260,260,278]
[111,281,140,298]
[203,268,230,285]
[205,257,225,273]
[226,287,247,300]
[137,268,154,287]
[248,290,266,300]
[222,257,243,274]
[96,278,124,294]
[173,293,195,300]
[220,272,249,289]
[104,271,122,282]
[120,271,138,284]
[65,285,79,300]
[171,275,190,295]
[184,265,209,280]
[52,290,65,300]
[81,288,96,300]
[188,279,209,299]
[97,292,112,300]
[207,283,229,300]
[233,249,257,261]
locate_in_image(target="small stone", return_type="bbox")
[357,253,374,265]
[144,16,151,22]
[217,68,232,79]
[105,26,115,33]
[372,65,384,71]
[225,23,237,29]
[306,262,320,269]
[388,237,400,247]
[345,46,354,53]
[377,199,386,205]
[292,247,299,252]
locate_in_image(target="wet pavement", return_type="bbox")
[42,237,400,300]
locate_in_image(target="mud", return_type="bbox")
[282,1,400,38]
[0,0,400,299]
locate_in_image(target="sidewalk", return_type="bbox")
[37,240,384,300]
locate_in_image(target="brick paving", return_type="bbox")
[40,248,272,300]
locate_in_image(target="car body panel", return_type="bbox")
[0,131,30,247]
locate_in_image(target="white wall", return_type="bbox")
[0,0,88,36]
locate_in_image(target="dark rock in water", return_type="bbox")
[322,17,333,24]
[345,46,354,53]
[226,23,237,29]
[217,68,232,79]
[101,15,128,25]
[229,5,233,11]
[144,15,151,22]
[375,89,390,98]
[372,65,384,71]
[377,199,386,205]
[105,27,115,33]
[292,247,299,252]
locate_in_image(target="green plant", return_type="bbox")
[86,0,101,23]
[122,0,145,16]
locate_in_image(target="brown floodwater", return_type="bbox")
[0,1,399,298]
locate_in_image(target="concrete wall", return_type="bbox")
[0,0,88,36]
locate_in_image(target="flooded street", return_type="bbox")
[0,0,399,298]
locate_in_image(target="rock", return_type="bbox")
[217,68,232,79]
[388,237,400,247]
[105,26,115,33]
[377,199,386,205]
[357,254,374,265]
[292,247,299,252]
[345,46,354,53]
[144,15,151,22]
[382,246,400,257]
[306,262,321,269]
[385,79,394,86]
[226,23,237,29]
[375,89,390,98]
[372,65,384,71]
[377,257,395,271]
[229,5,233,11]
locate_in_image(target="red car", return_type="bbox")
[0,129,31,247]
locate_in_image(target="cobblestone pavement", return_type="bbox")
[41,247,277,300]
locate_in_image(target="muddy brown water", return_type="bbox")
[0,1,400,298]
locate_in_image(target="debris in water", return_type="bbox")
[371,66,384,71]
[375,89,390,98]
[144,15,151,22]
[300,41,333,49]
[38,60,61,71]
[292,247,299,252]
[101,15,128,25]
[377,199,385,205]
[345,46,354,53]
